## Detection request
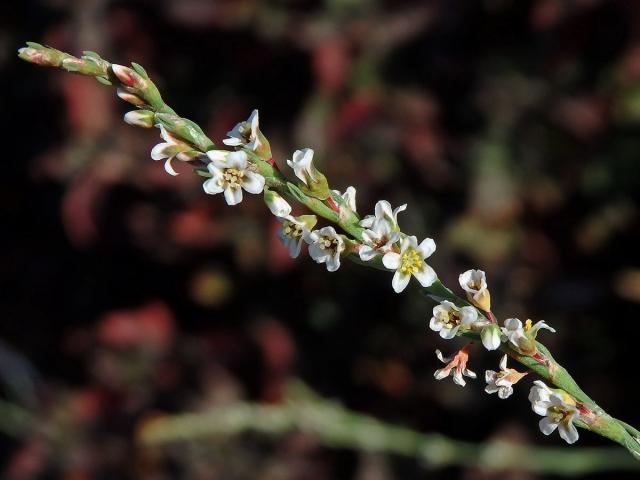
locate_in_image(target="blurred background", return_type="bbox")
[2,0,640,478]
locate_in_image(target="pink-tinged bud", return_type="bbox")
[124,110,155,128]
[117,88,146,107]
[17,47,59,67]
[112,64,145,89]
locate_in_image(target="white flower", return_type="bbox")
[277,215,316,258]
[480,323,502,351]
[459,269,491,311]
[359,200,406,230]
[332,186,357,212]
[382,236,437,293]
[529,380,580,444]
[286,148,317,186]
[304,226,345,272]
[501,318,555,356]
[485,354,527,399]
[202,150,265,206]
[264,189,292,217]
[150,125,197,176]
[429,301,477,339]
[223,109,261,151]
[358,200,406,262]
[434,346,476,387]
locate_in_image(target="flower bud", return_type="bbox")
[124,110,155,128]
[112,64,146,89]
[264,189,292,218]
[480,323,501,351]
[18,46,60,67]
[117,88,146,107]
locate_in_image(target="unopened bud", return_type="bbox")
[112,64,146,89]
[18,46,61,67]
[480,323,501,351]
[117,88,146,107]
[124,110,155,128]
[264,189,292,218]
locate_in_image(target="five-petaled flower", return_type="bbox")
[485,354,528,399]
[203,150,265,205]
[223,109,261,151]
[277,215,316,258]
[304,226,345,272]
[429,300,477,339]
[358,200,406,262]
[501,318,555,357]
[382,236,437,293]
[529,380,580,444]
[151,125,198,176]
[434,345,476,387]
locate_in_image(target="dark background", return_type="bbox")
[1,0,640,478]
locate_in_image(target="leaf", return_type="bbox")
[95,76,112,86]
[131,62,149,79]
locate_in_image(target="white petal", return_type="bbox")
[539,417,558,436]
[164,157,179,176]
[224,186,243,206]
[401,236,417,252]
[498,386,513,399]
[223,138,242,146]
[206,150,229,162]
[358,246,377,261]
[439,326,458,339]
[482,327,502,351]
[504,318,522,331]
[429,317,442,332]
[485,370,497,383]
[485,384,499,394]
[151,142,171,160]
[460,306,478,324]
[382,252,401,270]
[452,370,466,386]
[203,178,224,195]
[290,238,303,258]
[242,171,265,194]
[227,151,248,169]
[464,369,477,379]
[326,254,341,272]
[434,368,449,380]
[418,238,436,258]
[413,264,437,288]
[499,354,508,371]
[391,271,411,293]
[559,421,579,444]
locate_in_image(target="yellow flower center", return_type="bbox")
[524,319,533,331]
[399,248,422,274]
[283,221,303,238]
[320,236,340,253]
[220,167,245,189]
[437,309,460,328]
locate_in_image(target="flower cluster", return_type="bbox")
[136,108,580,448]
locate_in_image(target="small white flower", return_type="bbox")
[277,215,316,258]
[429,301,477,339]
[359,200,406,230]
[286,148,317,186]
[382,236,437,293]
[459,269,491,311]
[150,125,197,176]
[434,346,476,387]
[485,354,528,399]
[202,150,265,206]
[529,380,580,444]
[358,200,406,262]
[480,323,502,351]
[304,226,345,272]
[332,186,357,212]
[223,109,261,151]
[502,318,555,356]
[264,189,292,217]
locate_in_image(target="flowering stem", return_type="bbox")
[18,43,640,460]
